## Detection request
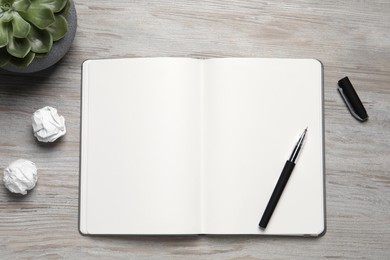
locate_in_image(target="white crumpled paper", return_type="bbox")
[32,106,66,142]
[3,159,38,195]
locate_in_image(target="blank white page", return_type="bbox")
[202,58,324,235]
[80,58,202,234]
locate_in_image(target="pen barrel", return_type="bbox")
[259,160,295,229]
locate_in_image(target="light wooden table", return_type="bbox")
[1,1,389,259]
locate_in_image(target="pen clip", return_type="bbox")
[337,77,368,122]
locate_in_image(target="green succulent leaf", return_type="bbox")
[20,7,55,29]
[31,0,67,13]
[0,10,14,22]
[11,12,31,38]
[46,14,67,41]
[27,25,52,53]
[9,50,35,67]
[0,21,9,47]
[0,47,11,66]
[58,0,70,17]
[12,0,31,12]
[7,31,31,58]
[34,52,46,58]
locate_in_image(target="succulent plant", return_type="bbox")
[0,0,70,67]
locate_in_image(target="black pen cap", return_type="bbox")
[338,77,368,122]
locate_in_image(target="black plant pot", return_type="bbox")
[1,1,77,73]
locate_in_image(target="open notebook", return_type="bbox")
[80,58,325,236]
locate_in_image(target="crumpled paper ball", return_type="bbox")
[32,106,66,142]
[3,159,38,195]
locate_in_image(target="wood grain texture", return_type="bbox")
[1,0,389,259]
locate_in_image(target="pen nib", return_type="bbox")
[289,128,308,163]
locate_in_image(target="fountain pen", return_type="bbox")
[259,127,308,229]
